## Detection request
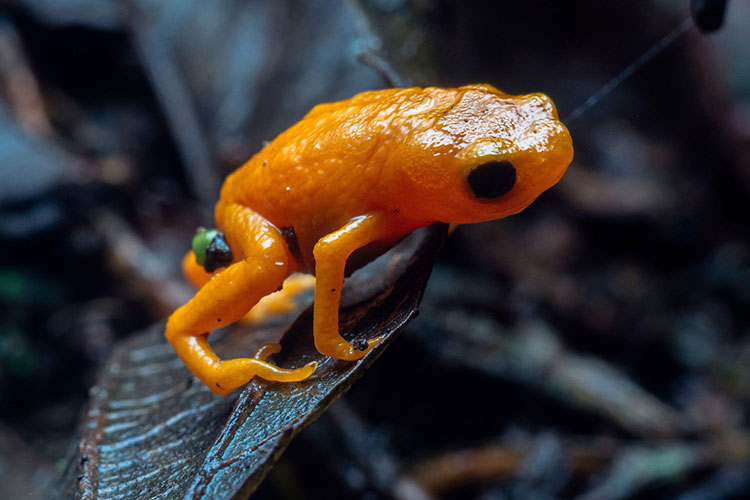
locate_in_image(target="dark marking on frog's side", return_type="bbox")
[281,226,302,262]
[204,232,234,272]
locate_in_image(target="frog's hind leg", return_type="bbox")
[242,273,316,323]
[181,250,217,289]
[165,204,316,395]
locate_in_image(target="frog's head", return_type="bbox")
[394,85,573,224]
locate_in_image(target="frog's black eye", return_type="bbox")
[467,160,517,199]
[192,229,233,272]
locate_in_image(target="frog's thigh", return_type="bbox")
[182,250,217,289]
[312,213,388,360]
[165,205,316,394]
[242,273,316,323]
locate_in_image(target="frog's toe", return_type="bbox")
[254,342,282,361]
[321,335,385,361]
[209,357,318,395]
[352,335,385,352]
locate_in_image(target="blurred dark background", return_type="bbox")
[1,0,749,499]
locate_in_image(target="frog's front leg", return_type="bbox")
[165,204,317,395]
[312,213,390,360]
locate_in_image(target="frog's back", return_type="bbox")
[218,86,465,229]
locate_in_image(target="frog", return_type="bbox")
[166,84,573,395]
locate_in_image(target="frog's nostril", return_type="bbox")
[467,160,517,199]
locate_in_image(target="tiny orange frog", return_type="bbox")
[166,84,573,395]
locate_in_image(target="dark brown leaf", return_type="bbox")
[48,223,448,500]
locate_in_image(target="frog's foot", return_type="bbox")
[166,203,317,395]
[210,357,318,395]
[242,274,316,323]
[316,334,385,361]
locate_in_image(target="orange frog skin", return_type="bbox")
[166,84,573,395]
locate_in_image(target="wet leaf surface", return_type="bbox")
[50,223,448,500]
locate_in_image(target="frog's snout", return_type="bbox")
[523,93,556,115]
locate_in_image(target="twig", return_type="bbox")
[345,0,413,88]
[413,291,685,437]
[574,444,704,500]
[326,400,436,500]
[683,26,750,196]
[356,51,412,89]
[0,18,53,137]
[123,0,221,209]
[409,433,750,498]
[409,438,614,495]
[94,211,192,316]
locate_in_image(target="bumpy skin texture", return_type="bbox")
[166,84,574,395]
